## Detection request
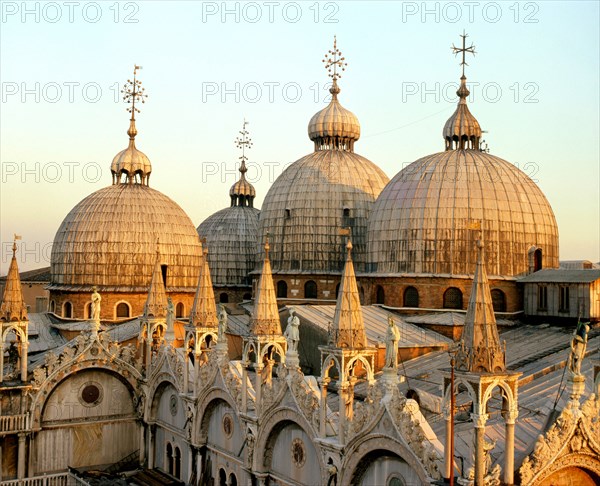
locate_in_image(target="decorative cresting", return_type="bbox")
[0,236,29,382]
[143,241,168,319]
[332,240,367,349]
[111,65,151,185]
[455,236,506,373]
[442,231,521,486]
[319,239,376,445]
[230,119,256,207]
[443,32,482,150]
[308,36,360,152]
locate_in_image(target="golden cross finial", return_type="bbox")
[121,64,148,120]
[451,31,476,77]
[235,119,253,173]
[322,35,347,82]
[12,234,21,255]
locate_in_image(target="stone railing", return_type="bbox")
[0,472,90,486]
[0,413,29,434]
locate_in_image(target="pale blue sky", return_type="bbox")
[1,1,599,273]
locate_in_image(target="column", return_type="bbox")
[503,410,517,486]
[254,364,263,412]
[183,351,189,395]
[444,406,453,481]
[17,433,26,479]
[20,341,28,382]
[139,425,146,466]
[0,342,4,382]
[472,413,488,486]
[241,364,248,413]
[147,425,155,469]
[319,378,329,437]
[338,383,346,445]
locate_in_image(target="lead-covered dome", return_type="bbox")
[367,63,558,277]
[50,184,203,291]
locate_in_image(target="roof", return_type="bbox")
[293,305,451,348]
[518,269,600,283]
[0,266,51,282]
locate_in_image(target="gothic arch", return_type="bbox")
[481,380,517,413]
[346,354,375,382]
[342,434,430,485]
[2,324,26,342]
[254,406,323,475]
[196,387,239,444]
[148,374,180,420]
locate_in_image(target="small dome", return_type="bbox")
[367,150,559,276]
[50,184,203,291]
[111,119,152,185]
[198,206,260,287]
[229,178,256,198]
[443,76,482,150]
[308,83,361,151]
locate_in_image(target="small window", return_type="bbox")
[443,288,463,309]
[229,473,238,486]
[85,302,92,319]
[176,302,185,318]
[335,283,341,298]
[304,280,318,299]
[49,300,56,313]
[375,285,385,305]
[161,264,168,287]
[219,293,229,304]
[243,292,252,300]
[219,469,227,486]
[277,280,288,298]
[537,286,548,310]
[116,302,130,318]
[534,249,542,272]
[285,208,291,219]
[491,289,506,312]
[174,447,181,479]
[343,208,350,218]
[559,286,569,312]
[63,301,73,318]
[166,443,173,475]
[403,286,419,307]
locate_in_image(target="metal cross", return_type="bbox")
[235,119,253,164]
[451,31,476,77]
[121,64,148,118]
[322,35,347,81]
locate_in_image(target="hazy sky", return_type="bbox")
[1,1,599,273]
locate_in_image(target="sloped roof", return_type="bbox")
[518,269,600,283]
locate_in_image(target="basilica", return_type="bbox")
[0,36,599,486]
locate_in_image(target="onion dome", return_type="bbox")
[111,68,151,185]
[258,38,389,273]
[367,34,559,277]
[443,75,481,150]
[198,121,260,288]
[50,67,203,293]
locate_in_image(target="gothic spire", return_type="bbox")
[190,248,218,328]
[250,237,281,336]
[0,237,28,322]
[143,241,168,319]
[332,239,366,348]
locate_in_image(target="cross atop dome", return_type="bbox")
[230,119,256,207]
[451,30,476,78]
[322,35,347,96]
[111,65,152,185]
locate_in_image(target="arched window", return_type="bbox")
[491,289,506,312]
[166,443,173,475]
[304,280,317,299]
[335,283,341,298]
[375,285,385,305]
[229,473,238,486]
[63,301,73,318]
[116,302,130,318]
[49,300,55,313]
[176,302,185,318]
[219,468,227,486]
[219,293,229,303]
[277,280,288,298]
[403,286,419,307]
[243,292,252,300]
[534,248,543,272]
[85,302,92,319]
[443,288,463,309]
[174,447,181,479]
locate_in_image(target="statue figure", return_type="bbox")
[166,297,175,329]
[326,458,338,486]
[568,320,590,376]
[91,286,101,322]
[218,304,228,342]
[261,357,274,386]
[246,429,255,467]
[284,308,300,353]
[8,341,19,371]
[384,315,401,369]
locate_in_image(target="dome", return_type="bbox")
[197,206,260,287]
[50,184,203,291]
[111,119,152,185]
[367,149,559,276]
[308,83,361,151]
[258,149,389,273]
[442,76,481,150]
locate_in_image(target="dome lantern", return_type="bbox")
[308,36,361,152]
[229,120,256,208]
[111,65,152,186]
[443,32,482,151]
